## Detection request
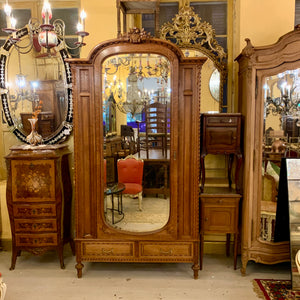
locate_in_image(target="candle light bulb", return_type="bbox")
[80,9,86,31]
[42,0,52,24]
[4,3,11,16]
[10,16,16,29]
[77,22,83,32]
[4,3,12,28]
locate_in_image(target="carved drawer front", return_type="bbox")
[15,233,57,246]
[14,219,57,233]
[11,160,56,202]
[13,204,57,218]
[82,242,134,257]
[206,116,239,126]
[139,242,193,259]
[206,128,238,151]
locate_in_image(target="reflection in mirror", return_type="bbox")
[102,53,170,232]
[183,49,220,112]
[160,4,227,112]
[0,28,73,144]
[261,68,300,242]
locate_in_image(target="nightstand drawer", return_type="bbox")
[82,242,134,257]
[206,116,239,126]
[13,204,57,218]
[139,242,193,258]
[201,197,239,206]
[15,233,58,246]
[14,219,57,233]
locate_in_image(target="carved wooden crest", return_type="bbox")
[121,27,151,43]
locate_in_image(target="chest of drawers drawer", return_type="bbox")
[82,241,135,258]
[139,242,193,259]
[14,219,57,233]
[13,204,57,218]
[15,233,58,246]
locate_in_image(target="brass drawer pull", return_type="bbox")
[218,200,223,204]
[102,248,114,255]
[160,248,173,255]
[205,218,208,222]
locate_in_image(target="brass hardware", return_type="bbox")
[218,200,223,204]
[205,218,208,221]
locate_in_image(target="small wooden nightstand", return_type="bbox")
[200,113,242,193]
[200,188,241,270]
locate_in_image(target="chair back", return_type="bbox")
[117,156,144,185]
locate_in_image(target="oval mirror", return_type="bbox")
[102,53,170,232]
[0,27,73,144]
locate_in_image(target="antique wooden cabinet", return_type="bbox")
[5,144,74,269]
[200,113,242,192]
[200,189,241,270]
[68,29,206,278]
[235,27,300,274]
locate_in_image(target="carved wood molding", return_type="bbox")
[120,27,151,43]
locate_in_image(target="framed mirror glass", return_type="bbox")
[261,68,300,243]
[0,26,73,144]
[102,52,170,232]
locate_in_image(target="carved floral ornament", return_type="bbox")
[159,4,227,71]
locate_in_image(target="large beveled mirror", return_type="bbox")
[0,26,73,144]
[261,67,300,243]
[102,52,170,232]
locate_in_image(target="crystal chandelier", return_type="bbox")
[264,69,300,117]
[103,54,170,118]
[2,0,89,54]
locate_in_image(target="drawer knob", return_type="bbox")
[218,200,223,204]
[205,218,208,222]
[32,209,36,215]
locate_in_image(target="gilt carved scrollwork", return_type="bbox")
[160,4,227,70]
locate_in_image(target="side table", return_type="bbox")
[200,188,241,270]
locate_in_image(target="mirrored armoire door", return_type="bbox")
[236,27,300,274]
[68,28,206,278]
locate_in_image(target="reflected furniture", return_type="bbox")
[138,102,169,159]
[235,27,300,274]
[68,30,206,278]
[117,156,144,211]
[200,113,242,193]
[116,0,160,37]
[200,188,241,270]
[105,183,125,224]
[5,144,74,269]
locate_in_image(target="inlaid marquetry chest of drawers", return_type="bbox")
[5,144,74,269]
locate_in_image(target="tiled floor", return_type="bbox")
[0,248,291,300]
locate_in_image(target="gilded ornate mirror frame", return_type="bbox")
[0,26,73,144]
[160,4,227,112]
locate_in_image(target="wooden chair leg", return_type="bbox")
[138,192,142,211]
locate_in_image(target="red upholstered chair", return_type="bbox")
[117,155,144,211]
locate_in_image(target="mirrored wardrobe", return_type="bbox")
[236,26,300,274]
[68,29,206,278]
